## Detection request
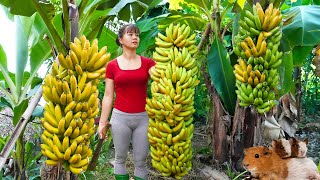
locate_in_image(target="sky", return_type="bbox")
[0,8,16,73]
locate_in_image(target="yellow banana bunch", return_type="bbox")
[41,35,107,174]
[147,23,199,179]
[233,2,283,114]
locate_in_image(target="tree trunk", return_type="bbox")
[230,105,260,170]
[212,89,228,163]
[15,134,26,180]
[40,163,77,180]
[294,67,302,122]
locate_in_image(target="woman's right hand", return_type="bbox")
[98,121,111,140]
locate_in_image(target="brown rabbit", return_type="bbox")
[242,146,320,180]
[272,139,292,158]
[289,137,308,158]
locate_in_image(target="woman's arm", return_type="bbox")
[97,78,114,139]
[148,65,156,76]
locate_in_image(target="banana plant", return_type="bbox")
[0,0,163,178]
[0,14,46,179]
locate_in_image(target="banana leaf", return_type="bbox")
[282,5,320,48]
[97,0,161,21]
[0,0,54,18]
[158,11,207,31]
[207,36,236,114]
[279,52,294,97]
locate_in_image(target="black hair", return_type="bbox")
[116,24,140,47]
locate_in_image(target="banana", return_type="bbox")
[45,149,59,161]
[46,159,62,166]
[256,2,265,25]
[78,72,87,91]
[153,52,171,62]
[158,32,170,42]
[253,5,262,30]
[58,53,68,69]
[51,87,61,104]
[155,37,173,48]
[92,53,110,71]
[245,10,255,25]
[71,158,89,168]
[79,81,92,101]
[267,14,282,31]
[69,153,82,164]
[262,3,273,30]
[44,111,58,127]
[244,17,256,30]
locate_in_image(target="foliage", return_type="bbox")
[193,81,210,123]
[208,36,236,113]
[24,141,42,180]
[301,53,320,115]
[0,135,9,153]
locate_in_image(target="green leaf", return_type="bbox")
[136,13,169,32]
[237,0,246,9]
[0,0,54,17]
[207,36,236,114]
[148,0,163,9]
[15,15,34,96]
[159,11,207,31]
[0,44,7,71]
[282,6,320,48]
[137,30,157,54]
[87,16,108,41]
[29,39,51,75]
[0,96,11,109]
[98,27,118,56]
[318,162,320,172]
[184,0,213,10]
[0,0,35,16]
[13,99,29,126]
[292,46,313,66]
[106,0,147,21]
[279,52,294,97]
[0,45,17,104]
[30,13,50,48]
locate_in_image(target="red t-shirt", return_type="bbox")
[105,56,155,113]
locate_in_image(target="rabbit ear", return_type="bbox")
[289,137,293,144]
[263,146,272,157]
[271,139,278,148]
[244,148,248,155]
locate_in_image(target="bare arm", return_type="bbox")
[148,65,156,76]
[98,78,114,139]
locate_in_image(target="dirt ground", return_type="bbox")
[93,122,211,180]
[0,105,319,179]
[92,119,320,180]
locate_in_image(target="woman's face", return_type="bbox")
[119,30,140,49]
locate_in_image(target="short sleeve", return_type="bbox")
[145,57,156,70]
[105,60,114,79]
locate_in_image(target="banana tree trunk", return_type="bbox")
[40,163,77,180]
[212,89,228,163]
[230,105,261,170]
[15,134,26,180]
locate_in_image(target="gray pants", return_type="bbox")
[110,108,149,180]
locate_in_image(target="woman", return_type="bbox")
[98,24,155,180]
